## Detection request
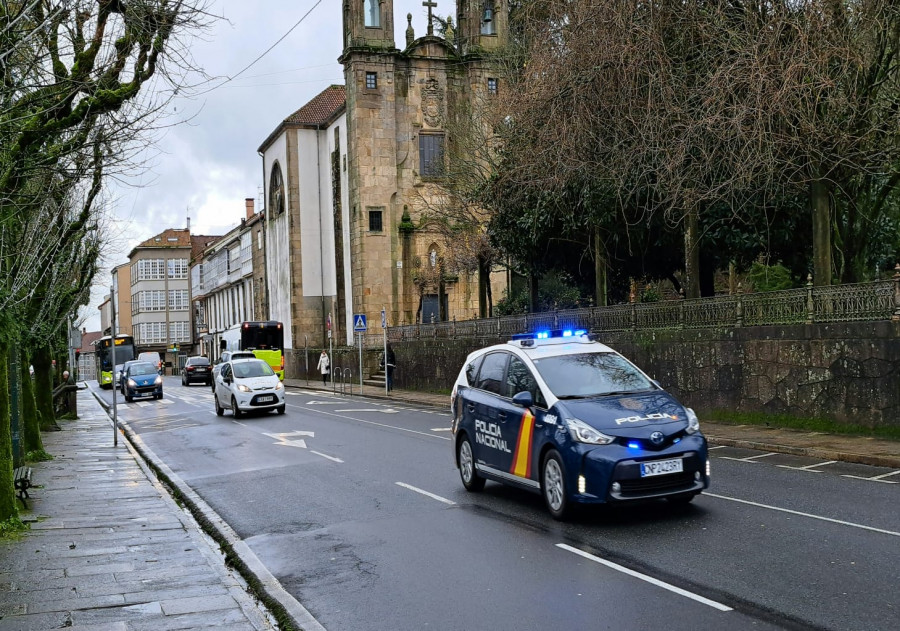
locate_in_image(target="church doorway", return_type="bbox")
[420,294,448,323]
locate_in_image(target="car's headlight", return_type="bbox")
[685,408,700,434]
[154,376,162,385]
[275,381,284,390]
[237,384,251,393]
[566,418,615,445]
[127,378,136,387]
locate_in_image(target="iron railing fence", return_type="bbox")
[387,275,900,342]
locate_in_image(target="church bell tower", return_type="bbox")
[457,0,508,55]
[343,0,396,52]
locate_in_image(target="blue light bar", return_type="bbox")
[536,331,550,339]
[574,329,587,336]
[510,329,590,342]
[562,330,573,337]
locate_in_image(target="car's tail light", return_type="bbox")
[186,366,194,372]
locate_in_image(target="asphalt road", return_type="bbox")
[94,377,900,631]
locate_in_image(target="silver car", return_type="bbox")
[214,358,285,417]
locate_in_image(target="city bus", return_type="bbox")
[220,321,285,380]
[95,333,136,389]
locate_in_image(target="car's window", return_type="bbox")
[233,361,275,379]
[506,356,547,408]
[533,352,653,399]
[465,355,484,385]
[130,363,157,376]
[475,352,508,395]
[187,357,209,366]
[221,364,231,379]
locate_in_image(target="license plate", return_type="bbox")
[640,458,683,477]
[257,395,274,403]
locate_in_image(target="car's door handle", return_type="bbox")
[497,412,507,421]
[467,404,475,413]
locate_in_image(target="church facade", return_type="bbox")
[259,1,510,354]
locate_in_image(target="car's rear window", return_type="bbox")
[532,352,653,399]
[232,361,274,379]
[188,357,209,366]
[130,363,158,376]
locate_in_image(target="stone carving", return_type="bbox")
[421,78,444,128]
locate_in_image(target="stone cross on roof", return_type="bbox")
[423,0,437,36]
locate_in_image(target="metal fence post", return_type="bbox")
[892,264,900,322]
[735,283,743,328]
[806,274,815,324]
[678,293,685,330]
[629,287,636,331]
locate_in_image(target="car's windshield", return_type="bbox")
[188,358,209,365]
[532,352,653,399]
[130,363,157,376]
[232,361,274,379]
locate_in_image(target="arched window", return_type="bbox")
[480,1,496,35]
[364,0,380,27]
[269,162,285,216]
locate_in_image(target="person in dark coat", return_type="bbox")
[385,344,396,392]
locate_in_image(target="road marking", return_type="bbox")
[842,470,900,483]
[708,445,727,450]
[303,408,451,441]
[310,450,343,463]
[395,482,456,505]
[556,544,732,611]
[431,427,452,432]
[719,452,777,463]
[704,492,900,537]
[263,431,315,449]
[306,400,345,405]
[776,459,838,472]
[334,408,399,414]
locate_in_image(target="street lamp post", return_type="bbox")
[110,282,118,446]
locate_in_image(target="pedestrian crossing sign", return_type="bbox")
[353,314,368,332]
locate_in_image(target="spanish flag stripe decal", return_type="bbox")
[510,411,535,478]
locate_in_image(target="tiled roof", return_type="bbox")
[191,234,221,262]
[284,85,346,126]
[79,331,103,352]
[135,228,192,249]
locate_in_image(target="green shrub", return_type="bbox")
[747,261,795,292]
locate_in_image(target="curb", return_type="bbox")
[88,385,324,631]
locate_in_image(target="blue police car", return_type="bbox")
[451,330,709,519]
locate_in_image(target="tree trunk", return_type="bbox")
[594,228,608,306]
[478,256,490,318]
[684,205,701,299]
[811,177,833,286]
[0,342,17,521]
[33,345,56,431]
[529,272,539,312]
[20,347,42,454]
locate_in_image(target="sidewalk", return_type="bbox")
[0,388,274,631]
[284,379,900,469]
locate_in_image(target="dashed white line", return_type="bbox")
[708,445,727,450]
[557,544,732,611]
[842,470,900,484]
[776,460,837,472]
[395,482,456,505]
[719,452,778,463]
[310,450,343,463]
[431,427,452,432]
[704,492,900,537]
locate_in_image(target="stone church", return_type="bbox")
[260,1,510,352]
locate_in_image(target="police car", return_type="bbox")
[451,330,709,519]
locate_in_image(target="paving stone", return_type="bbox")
[159,593,241,616]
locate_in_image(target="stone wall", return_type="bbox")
[389,321,900,427]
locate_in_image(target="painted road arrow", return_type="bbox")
[263,430,315,449]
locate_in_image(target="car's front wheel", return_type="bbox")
[232,397,242,418]
[457,435,485,492]
[215,395,224,416]
[542,450,570,520]
[276,405,286,415]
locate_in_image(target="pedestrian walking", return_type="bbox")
[316,350,330,386]
[385,344,396,392]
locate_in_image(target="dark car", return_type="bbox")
[182,356,212,386]
[121,361,163,402]
[451,330,709,520]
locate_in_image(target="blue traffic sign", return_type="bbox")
[353,314,368,332]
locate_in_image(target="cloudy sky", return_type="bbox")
[80,0,456,331]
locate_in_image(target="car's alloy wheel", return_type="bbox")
[542,450,569,520]
[232,397,242,418]
[458,436,485,492]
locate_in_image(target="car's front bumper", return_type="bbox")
[125,384,162,398]
[234,391,284,411]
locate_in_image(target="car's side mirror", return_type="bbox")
[512,391,534,408]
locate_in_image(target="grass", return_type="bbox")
[0,516,28,541]
[25,449,54,463]
[705,409,900,441]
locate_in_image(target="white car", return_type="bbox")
[214,358,285,417]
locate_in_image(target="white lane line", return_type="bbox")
[334,408,398,414]
[395,482,456,505]
[302,408,451,441]
[842,469,900,483]
[431,427,452,432]
[311,450,344,463]
[708,445,727,450]
[776,460,837,472]
[704,492,900,537]
[557,544,732,612]
[719,452,777,462]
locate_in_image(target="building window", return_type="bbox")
[167,258,188,279]
[269,162,285,215]
[257,229,263,251]
[364,0,380,27]
[169,321,190,343]
[136,322,167,345]
[366,72,377,90]
[419,134,445,177]
[481,1,496,35]
[368,209,383,232]
[169,289,189,311]
[133,259,165,281]
[488,78,498,95]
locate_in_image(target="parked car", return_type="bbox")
[182,356,212,386]
[138,351,163,375]
[118,360,141,394]
[211,351,256,391]
[121,361,163,402]
[214,357,285,417]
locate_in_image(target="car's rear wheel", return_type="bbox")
[215,395,224,416]
[542,450,570,520]
[232,397,242,418]
[457,435,485,492]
